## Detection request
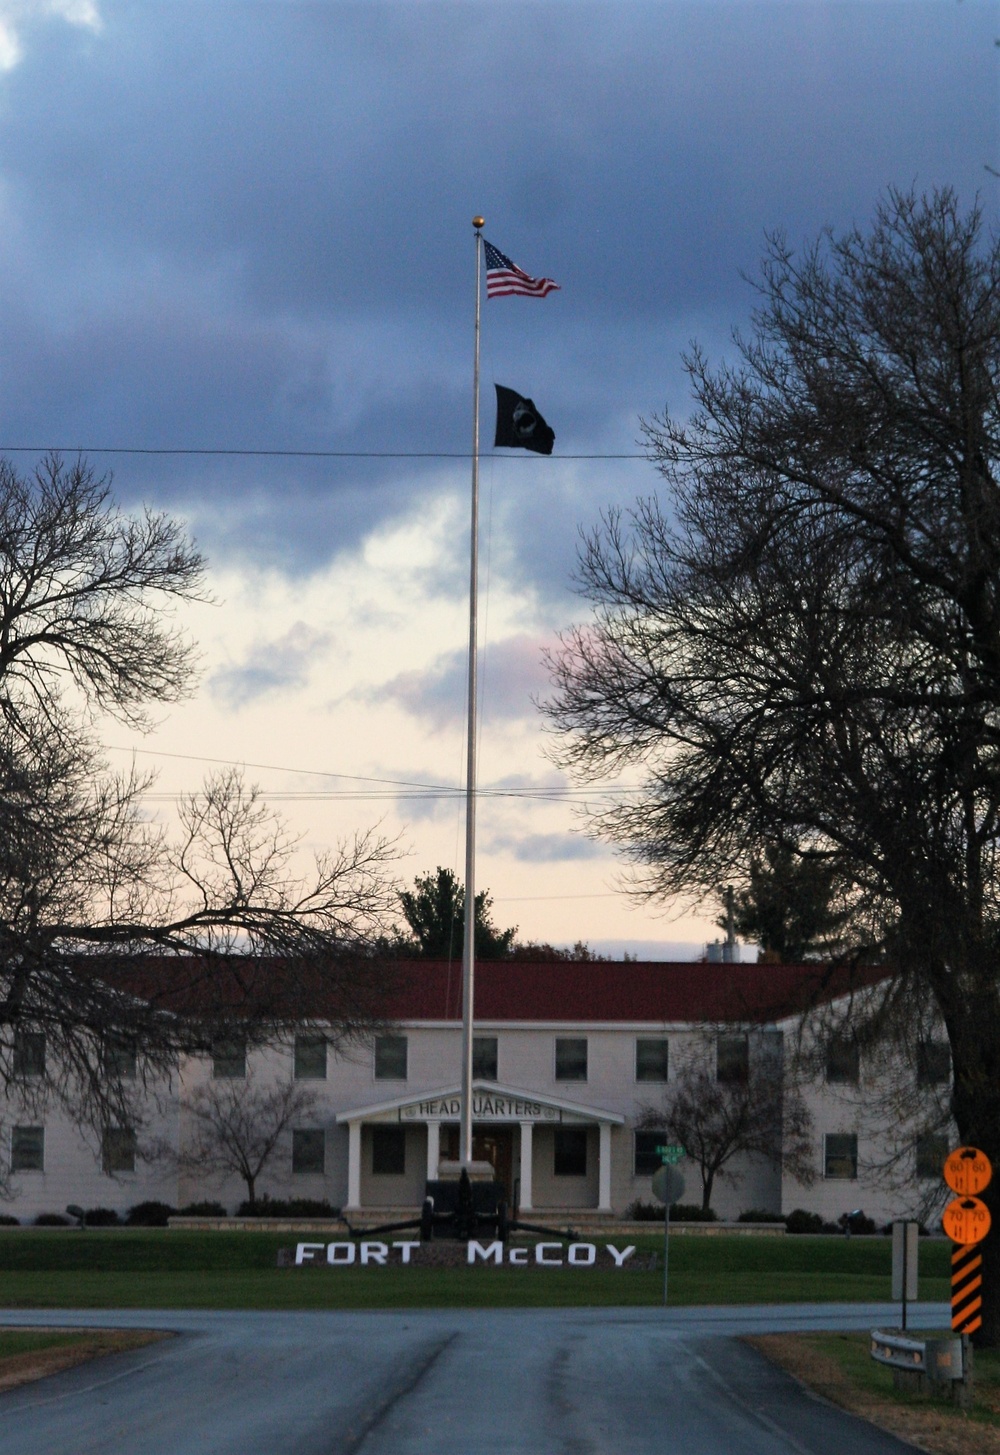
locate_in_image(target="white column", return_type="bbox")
[519,1120,533,1211]
[426,1120,440,1180]
[598,1122,612,1212]
[347,1121,362,1209]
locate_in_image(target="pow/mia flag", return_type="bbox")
[494,384,555,455]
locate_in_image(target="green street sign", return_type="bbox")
[656,1144,685,1165]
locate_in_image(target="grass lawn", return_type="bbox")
[0,1230,952,1310]
[0,1329,97,1359]
[750,1330,1000,1455]
[0,1327,170,1393]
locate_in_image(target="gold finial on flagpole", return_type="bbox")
[473,216,484,229]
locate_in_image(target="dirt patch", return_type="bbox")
[0,1328,170,1394]
[746,1333,1000,1455]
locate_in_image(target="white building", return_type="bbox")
[0,959,951,1225]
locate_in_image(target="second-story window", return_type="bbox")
[104,1037,137,1080]
[636,1038,669,1082]
[555,1037,588,1081]
[473,1036,498,1081]
[294,1034,327,1080]
[374,1034,408,1080]
[212,1036,246,1079]
[12,1030,45,1079]
[825,1035,860,1086]
[716,1034,748,1085]
[916,1040,951,1087]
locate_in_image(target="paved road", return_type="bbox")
[0,1303,949,1455]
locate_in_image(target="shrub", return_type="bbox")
[670,1203,718,1222]
[235,1197,340,1218]
[838,1209,877,1236]
[785,1208,825,1234]
[177,1201,228,1218]
[0,1214,19,1225]
[34,1213,70,1226]
[738,1209,786,1223]
[624,1199,717,1222]
[83,1207,120,1227]
[625,1199,665,1221]
[127,1201,176,1227]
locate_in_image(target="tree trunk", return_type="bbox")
[245,1174,256,1209]
[702,1169,715,1213]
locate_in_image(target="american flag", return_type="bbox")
[484,239,560,299]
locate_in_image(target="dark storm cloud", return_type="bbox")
[0,2,993,587]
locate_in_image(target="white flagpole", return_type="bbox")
[460,216,484,1168]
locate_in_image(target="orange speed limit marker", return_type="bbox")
[944,1146,992,1196]
[943,1196,992,1245]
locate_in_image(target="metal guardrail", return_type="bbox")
[870,1330,965,1383]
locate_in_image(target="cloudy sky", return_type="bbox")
[0,0,996,955]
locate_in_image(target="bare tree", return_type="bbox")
[0,455,401,1159]
[178,1072,321,1209]
[546,189,1000,1340]
[640,1037,814,1213]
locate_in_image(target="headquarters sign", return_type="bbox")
[400,1094,561,1123]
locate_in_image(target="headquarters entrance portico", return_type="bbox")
[337,1082,624,1213]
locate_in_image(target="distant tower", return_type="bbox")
[723,884,737,962]
[705,886,740,962]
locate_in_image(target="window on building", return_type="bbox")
[374,1035,408,1081]
[472,1036,498,1081]
[102,1127,137,1174]
[716,1034,749,1085]
[104,1037,137,1080]
[636,1039,669,1082]
[294,1035,327,1080]
[292,1129,326,1175]
[915,1133,950,1181]
[12,1030,45,1079]
[634,1130,665,1176]
[212,1036,246,1080]
[824,1133,858,1180]
[555,1038,588,1082]
[11,1125,44,1172]
[371,1125,406,1175]
[917,1040,951,1087]
[825,1036,860,1086]
[554,1127,588,1177]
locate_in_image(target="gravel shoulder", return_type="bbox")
[746,1332,1000,1455]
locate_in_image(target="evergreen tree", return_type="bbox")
[398,867,517,959]
[731,847,846,962]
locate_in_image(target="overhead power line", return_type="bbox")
[108,743,643,803]
[0,445,648,461]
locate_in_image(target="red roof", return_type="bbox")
[383,959,888,1025]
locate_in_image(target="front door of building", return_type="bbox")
[442,1125,514,1201]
